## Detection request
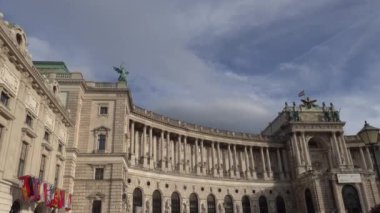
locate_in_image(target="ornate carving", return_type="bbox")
[0,63,20,95]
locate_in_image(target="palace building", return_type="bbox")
[0,12,379,213]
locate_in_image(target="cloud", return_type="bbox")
[2,0,380,134]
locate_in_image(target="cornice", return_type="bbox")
[0,22,73,127]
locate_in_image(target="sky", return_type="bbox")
[1,0,380,134]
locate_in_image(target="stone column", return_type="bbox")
[130,121,135,166]
[228,144,233,177]
[332,132,343,167]
[195,139,201,174]
[338,133,352,167]
[277,148,284,179]
[244,146,251,179]
[266,148,273,178]
[135,131,140,165]
[149,127,154,169]
[250,146,257,179]
[184,136,188,173]
[160,131,164,168]
[201,140,205,175]
[360,147,368,170]
[234,145,240,178]
[167,132,172,171]
[301,132,312,170]
[142,125,148,167]
[177,135,182,172]
[211,142,217,176]
[218,142,223,177]
[331,181,344,212]
[281,149,289,179]
[292,133,302,166]
[365,147,374,170]
[260,147,268,179]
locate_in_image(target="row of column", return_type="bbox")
[128,120,288,180]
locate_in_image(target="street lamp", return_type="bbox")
[358,121,380,177]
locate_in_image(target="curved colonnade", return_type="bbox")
[125,107,291,212]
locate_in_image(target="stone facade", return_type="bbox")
[0,12,380,213]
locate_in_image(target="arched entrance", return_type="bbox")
[242,195,251,213]
[305,189,315,213]
[153,190,162,213]
[10,201,20,213]
[189,193,198,213]
[276,196,286,213]
[259,196,268,213]
[171,192,180,213]
[133,188,143,213]
[342,185,362,213]
[207,194,216,213]
[224,195,234,213]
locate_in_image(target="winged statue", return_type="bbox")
[113,64,129,82]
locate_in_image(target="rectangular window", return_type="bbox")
[44,131,50,142]
[0,91,10,107]
[25,113,33,127]
[58,143,63,153]
[92,200,102,213]
[98,134,106,151]
[54,164,60,186]
[17,142,28,177]
[39,155,46,180]
[99,106,108,115]
[95,168,104,180]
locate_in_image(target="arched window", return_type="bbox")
[259,196,268,213]
[224,195,234,213]
[207,194,216,213]
[133,188,143,213]
[305,189,315,213]
[98,134,106,151]
[342,185,362,213]
[189,193,198,213]
[276,196,286,213]
[171,192,180,213]
[153,190,162,213]
[242,195,251,213]
[10,201,20,213]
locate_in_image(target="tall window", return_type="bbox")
[133,188,143,213]
[189,193,198,213]
[0,91,10,107]
[276,196,286,213]
[44,131,50,142]
[259,196,268,213]
[207,194,216,213]
[25,113,33,127]
[342,185,362,213]
[95,168,104,180]
[305,189,315,213]
[54,165,60,186]
[92,200,102,213]
[242,195,251,213]
[153,190,162,213]
[39,155,47,180]
[17,142,28,177]
[224,195,233,213]
[98,134,106,151]
[171,192,180,213]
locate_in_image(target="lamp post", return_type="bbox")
[358,121,380,177]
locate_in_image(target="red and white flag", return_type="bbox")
[298,90,305,97]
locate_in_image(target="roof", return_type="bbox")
[33,61,70,73]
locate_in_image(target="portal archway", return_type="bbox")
[276,196,286,213]
[342,185,362,213]
[207,194,216,213]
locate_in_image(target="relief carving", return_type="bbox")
[25,90,39,115]
[0,63,20,95]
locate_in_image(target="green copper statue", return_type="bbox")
[113,64,129,82]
